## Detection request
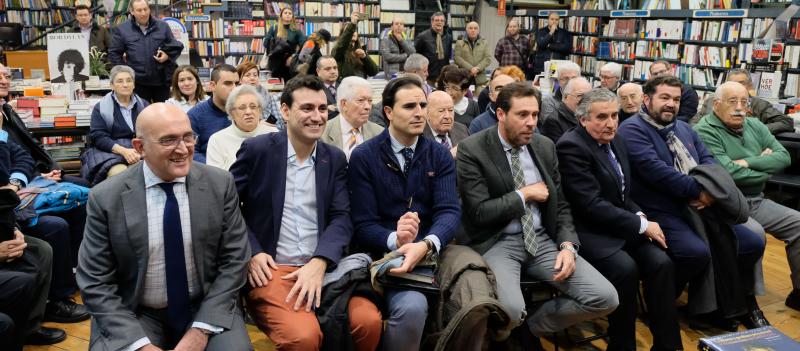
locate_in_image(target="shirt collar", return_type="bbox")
[143,161,186,189]
[287,138,317,166]
[339,115,360,134]
[112,93,136,111]
[389,132,418,154]
[497,128,517,152]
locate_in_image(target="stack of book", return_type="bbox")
[38,96,68,126]
[68,100,93,127]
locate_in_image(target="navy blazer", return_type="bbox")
[89,98,146,153]
[348,129,461,254]
[229,131,352,264]
[617,114,716,217]
[556,126,644,260]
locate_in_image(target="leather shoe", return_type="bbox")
[44,297,90,323]
[786,289,800,311]
[688,311,739,332]
[25,327,67,345]
[740,307,770,329]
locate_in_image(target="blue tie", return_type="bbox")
[158,183,191,339]
[600,144,624,191]
[401,147,414,175]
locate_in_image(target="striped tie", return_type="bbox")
[510,148,538,256]
[438,134,450,149]
[347,127,359,151]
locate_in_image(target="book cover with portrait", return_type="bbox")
[47,33,91,84]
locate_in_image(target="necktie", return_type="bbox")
[438,134,450,149]
[158,183,191,340]
[600,144,624,192]
[329,84,336,100]
[401,147,414,175]
[510,148,538,256]
[347,127,359,152]
[436,33,444,60]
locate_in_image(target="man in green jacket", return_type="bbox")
[454,22,491,95]
[694,81,800,312]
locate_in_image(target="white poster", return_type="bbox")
[47,33,91,83]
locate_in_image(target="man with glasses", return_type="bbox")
[599,62,623,93]
[414,12,452,86]
[188,64,240,163]
[694,81,800,313]
[617,83,643,122]
[78,103,252,351]
[693,68,794,135]
[541,77,592,142]
[469,74,516,134]
[648,60,698,122]
[321,76,384,160]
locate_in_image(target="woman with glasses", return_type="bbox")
[81,65,148,185]
[165,65,208,112]
[437,65,479,127]
[206,85,277,170]
[236,62,284,130]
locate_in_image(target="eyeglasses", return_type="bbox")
[723,98,751,108]
[236,104,262,112]
[568,93,585,100]
[157,133,198,148]
[619,95,639,103]
[444,84,464,93]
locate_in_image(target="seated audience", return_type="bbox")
[469,73,517,135]
[334,13,380,79]
[230,75,382,351]
[540,61,580,124]
[81,65,148,184]
[423,91,468,159]
[188,64,240,163]
[321,76,384,160]
[619,76,768,329]
[453,21,490,94]
[456,81,617,349]
[599,62,623,93]
[617,82,643,122]
[694,81,800,312]
[349,76,461,351]
[369,54,433,128]
[206,85,277,170]
[540,77,592,142]
[380,17,416,80]
[693,68,794,135]
[556,88,681,351]
[316,56,341,119]
[436,65,479,127]
[77,103,251,351]
[165,65,208,112]
[648,60,698,122]
[236,62,284,129]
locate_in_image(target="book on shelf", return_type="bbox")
[698,326,800,351]
[682,45,735,68]
[770,41,784,63]
[603,19,638,38]
[757,71,782,99]
[785,45,800,69]
[644,19,684,40]
[380,0,410,11]
[684,20,740,42]
[752,39,770,63]
[574,36,599,54]
[636,41,681,60]
[379,12,414,25]
[264,2,301,17]
[568,17,601,34]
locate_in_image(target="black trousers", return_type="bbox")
[135,84,171,103]
[588,239,682,351]
[25,206,85,300]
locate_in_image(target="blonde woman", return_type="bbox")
[264,7,306,80]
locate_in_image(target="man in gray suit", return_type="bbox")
[77,103,251,351]
[456,81,617,344]
[423,91,468,159]
[321,76,384,160]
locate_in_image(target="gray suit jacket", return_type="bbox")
[456,126,579,254]
[321,117,385,150]
[422,122,469,147]
[77,162,250,351]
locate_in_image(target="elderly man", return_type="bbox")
[423,91,468,158]
[494,19,531,72]
[694,81,800,312]
[556,88,681,351]
[316,56,341,120]
[231,75,382,350]
[188,64,240,163]
[533,12,572,76]
[454,21,491,95]
[77,103,251,351]
[619,76,768,329]
[617,83,643,122]
[369,55,432,128]
[469,74,516,135]
[649,60,698,122]
[414,12,452,85]
[693,68,794,135]
[540,61,580,124]
[599,62,623,93]
[541,77,592,142]
[380,17,416,80]
[457,82,617,347]
[321,76,385,160]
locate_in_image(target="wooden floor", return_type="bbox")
[26,236,800,351]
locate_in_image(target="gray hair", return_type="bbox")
[337,76,372,112]
[600,62,622,78]
[556,61,580,79]
[225,84,266,117]
[562,77,591,97]
[109,65,135,82]
[727,68,752,87]
[405,54,429,73]
[576,88,619,120]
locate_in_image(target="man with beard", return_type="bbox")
[694,81,800,313]
[618,76,768,329]
[648,61,698,123]
[617,83,643,122]
[494,19,530,73]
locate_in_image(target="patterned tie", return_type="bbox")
[438,134,450,149]
[600,144,624,192]
[436,33,444,60]
[158,183,191,341]
[510,148,538,256]
[347,127,359,152]
[329,84,336,100]
[401,147,414,175]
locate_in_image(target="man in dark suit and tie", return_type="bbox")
[556,88,681,351]
[456,81,618,345]
[422,91,468,159]
[77,103,251,351]
[317,56,341,120]
[230,75,382,350]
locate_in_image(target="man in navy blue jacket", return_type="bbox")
[188,64,239,163]
[230,75,381,350]
[109,0,183,103]
[349,76,461,351]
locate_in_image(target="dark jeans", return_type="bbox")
[135,84,170,103]
[0,236,52,349]
[24,205,86,299]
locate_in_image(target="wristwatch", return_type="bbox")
[423,238,434,252]
[8,178,21,190]
[560,243,577,258]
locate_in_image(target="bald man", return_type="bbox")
[423,91,468,158]
[617,83,643,122]
[77,103,251,351]
[694,82,800,314]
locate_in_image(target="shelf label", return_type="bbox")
[693,9,747,18]
[185,15,211,22]
[610,10,649,17]
[538,10,567,16]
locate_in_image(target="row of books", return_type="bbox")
[191,19,226,39]
[450,17,468,29]
[602,19,638,38]
[572,0,743,9]
[449,4,474,16]
[568,18,777,43]
[635,41,681,60]
[574,36,599,54]
[3,0,48,9]
[302,2,380,18]
[684,20,740,42]
[568,17,601,34]
[683,44,736,68]
[192,40,226,57]
[263,2,301,17]
[224,20,268,37]
[738,39,789,64]
[597,41,635,60]
[226,38,265,54]
[379,12,414,25]
[4,9,53,26]
[643,19,684,40]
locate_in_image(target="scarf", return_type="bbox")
[640,109,698,175]
[436,32,444,60]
